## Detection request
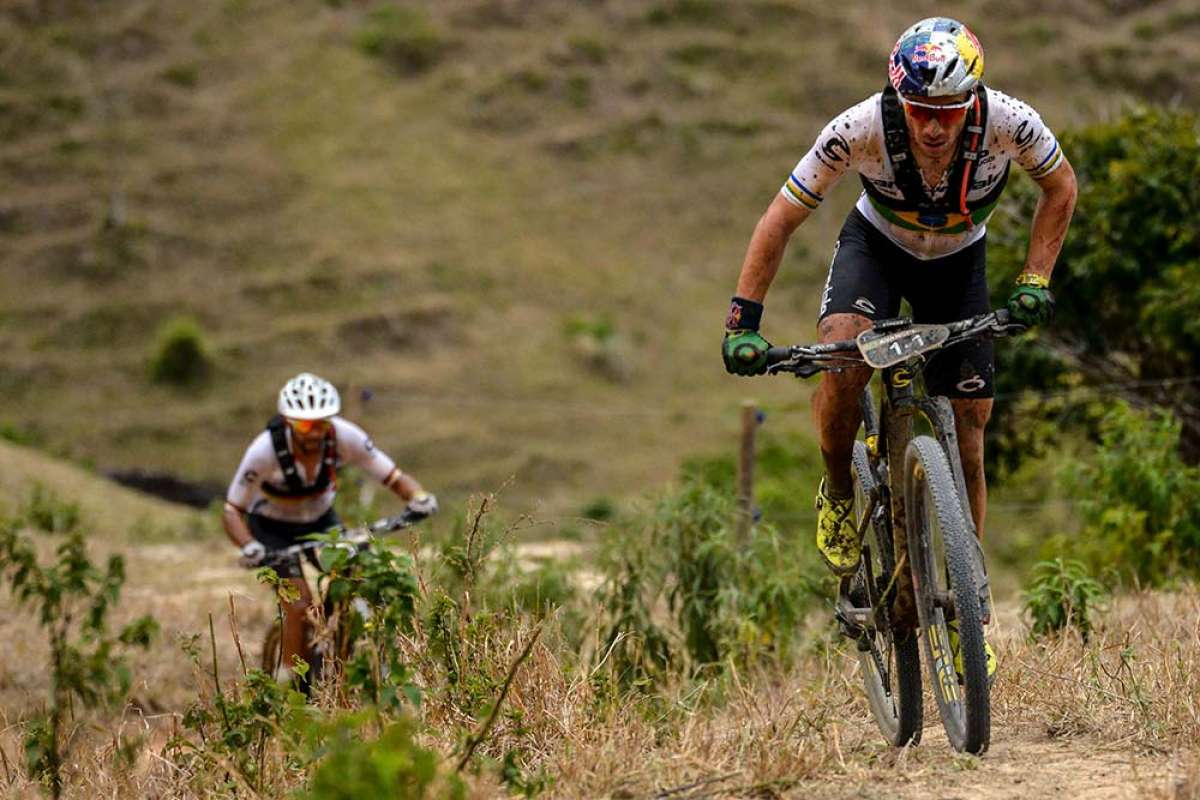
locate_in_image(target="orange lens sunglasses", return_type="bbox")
[288,418,331,435]
[900,95,972,126]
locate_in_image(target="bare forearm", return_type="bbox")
[735,198,810,302]
[222,503,254,548]
[1025,163,1077,280]
[384,469,424,502]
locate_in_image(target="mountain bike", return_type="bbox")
[253,509,427,687]
[765,309,1022,754]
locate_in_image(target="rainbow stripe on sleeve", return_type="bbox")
[781,173,822,210]
[1027,139,1063,180]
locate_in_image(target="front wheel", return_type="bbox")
[852,440,923,747]
[260,620,324,692]
[905,435,990,754]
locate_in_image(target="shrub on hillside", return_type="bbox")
[21,483,80,534]
[355,6,452,75]
[597,478,824,686]
[986,106,1200,472]
[301,714,465,800]
[1065,402,1200,584]
[1022,557,1107,640]
[0,506,158,798]
[148,316,212,385]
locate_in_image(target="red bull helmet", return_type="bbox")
[888,17,984,97]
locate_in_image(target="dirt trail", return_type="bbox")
[4,535,1189,799]
[786,724,1173,800]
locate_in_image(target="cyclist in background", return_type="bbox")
[221,372,438,684]
[722,18,1076,677]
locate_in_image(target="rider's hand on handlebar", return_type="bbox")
[239,540,266,568]
[722,296,772,376]
[406,492,439,518]
[723,330,773,375]
[1006,275,1055,328]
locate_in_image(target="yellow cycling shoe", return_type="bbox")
[947,618,997,684]
[815,477,861,575]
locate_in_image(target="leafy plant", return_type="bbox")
[20,483,80,534]
[0,511,158,798]
[148,316,212,386]
[317,534,423,710]
[1065,402,1200,584]
[1022,558,1107,640]
[986,107,1200,470]
[300,712,465,800]
[355,6,452,75]
[174,663,307,792]
[597,477,824,686]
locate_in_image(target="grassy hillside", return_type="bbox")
[2,0,1197,516]
[0,438,203,541]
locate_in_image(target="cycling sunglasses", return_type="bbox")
[288,418,331,435]
[900,94,973,125]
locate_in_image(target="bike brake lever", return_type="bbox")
[794,362,823,378]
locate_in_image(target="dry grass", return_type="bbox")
[994,589,1200,754]
[2,528,1197,799]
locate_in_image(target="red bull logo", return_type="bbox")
[912,42,949,65]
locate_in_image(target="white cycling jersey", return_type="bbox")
[781,88,1064,260]
[225,417,398,524]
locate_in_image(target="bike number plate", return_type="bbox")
[856,324,950,368]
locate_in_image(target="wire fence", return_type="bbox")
[356,374,1199,420]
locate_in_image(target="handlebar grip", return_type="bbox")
[765,346,794,365]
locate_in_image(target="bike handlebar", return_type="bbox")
[248,507,429,570]
[765,309,1021,375]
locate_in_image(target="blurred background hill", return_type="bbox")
[2,0,1198,521]
[2,4,1200,796]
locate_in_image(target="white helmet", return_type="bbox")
[277,372,340,420]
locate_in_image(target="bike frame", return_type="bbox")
[851,335,999,635]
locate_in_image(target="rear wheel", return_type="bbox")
[852,440,923,747]
[905,435,990,754]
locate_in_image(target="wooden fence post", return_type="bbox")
[736,400,760,544]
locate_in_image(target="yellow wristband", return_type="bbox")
[1015,272,1050,289]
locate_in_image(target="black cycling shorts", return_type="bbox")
[248,508,341,578]
[817,208,994,399]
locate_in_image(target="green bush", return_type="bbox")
[581,496,615,521]
[985,106,1200,472]
[21,483,81,534]
[1065,402,1200,584]
[0,510,158,798]
[148,316,212,385]
[302,714,465,800]
[355,6,451,75]
[645,0,723,26]
[1022,558,1107,640]
[597,477,823,686]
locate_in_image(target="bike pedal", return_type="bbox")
[834,609,864,641]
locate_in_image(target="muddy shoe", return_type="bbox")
[815,477,861,576]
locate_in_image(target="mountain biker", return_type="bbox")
[722,18,1076,677]
[221,372,438,684]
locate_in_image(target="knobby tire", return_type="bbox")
[905,435,990,754]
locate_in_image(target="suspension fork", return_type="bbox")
[878,368,919,630]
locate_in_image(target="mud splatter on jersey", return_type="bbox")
[780,88,1063,260]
